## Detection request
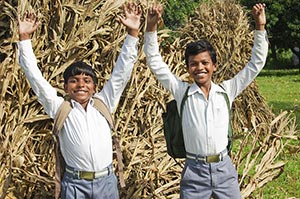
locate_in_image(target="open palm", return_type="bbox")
[17,12,40,40]
[119,3,142,31]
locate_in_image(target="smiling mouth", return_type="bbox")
[75,90,87,94]
[195,71,207,77]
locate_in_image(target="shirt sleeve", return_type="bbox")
[221,30,269,102]
[95,34,139,113]
[18,40,63,119]
[143,31,187,101]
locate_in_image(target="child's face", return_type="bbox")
[64,74,96,108]
[187,51,216,88]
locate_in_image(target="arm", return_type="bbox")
[18,11,63,118]
[144,5,186,98]
[96,2,141,112]
[222,3,268,101]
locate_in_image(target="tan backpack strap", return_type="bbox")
[113,135,125,188]
[53,100,72,135]
[93,97,114,130]
[52,99,72,199]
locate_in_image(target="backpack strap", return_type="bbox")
[93,97,114,130]
[179,86,190,118]
[52,99,72,199]
[53,100,72,135]
[218,85,233,155]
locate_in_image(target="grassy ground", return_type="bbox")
[255,69,300,199]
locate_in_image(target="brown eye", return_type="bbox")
[68,78,77,83]
[202,61,209,65]
[189,62,197,67]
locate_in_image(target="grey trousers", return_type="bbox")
[61,171,119,199]
[180,155,241,199]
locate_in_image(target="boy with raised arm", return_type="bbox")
[144,3,268,199]
[17,2,141,199]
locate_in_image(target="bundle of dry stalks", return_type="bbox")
[0,0,297,198]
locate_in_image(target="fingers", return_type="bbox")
[17,10,41,33]
[19,10,39,24]
[118,15,125,25]
[124,2,142,16]
[253,3,265,14]
[148,4,163,16]
[17,14,21,24]
[25,11,38,23]
[252,3,266,30]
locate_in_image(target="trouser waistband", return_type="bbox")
[65,164,113,180]
[186,149,228,163]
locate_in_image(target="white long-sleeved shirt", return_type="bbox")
[144,30,268,156]
[18,34,138,171]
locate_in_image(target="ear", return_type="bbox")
[64,84,69,93]
[93,84,96,93]
[213,63,217,72]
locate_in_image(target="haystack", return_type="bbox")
[0,0,297,198]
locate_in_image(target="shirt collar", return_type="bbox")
[70,97,94,108]
[187,81,225,97]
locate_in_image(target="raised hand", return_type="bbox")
[118,2,142,38]
[17,11,40,41]
[252,3,266,30]
[146,4,163,32]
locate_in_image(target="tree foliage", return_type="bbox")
[161,0,201,30]
[239,0,300,58]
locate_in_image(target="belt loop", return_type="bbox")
[107,166,110,176]
[219,153,223,161]
[220,148,227,161]
[223,148,227,161]
[195,154,199,162]
[74,170,80,179]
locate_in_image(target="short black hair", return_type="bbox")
[184,39,217,67]
[63,61,98,85]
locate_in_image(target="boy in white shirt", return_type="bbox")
[17,2,141,199]
[144,3,268,199]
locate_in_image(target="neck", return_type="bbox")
[197,83,211,100]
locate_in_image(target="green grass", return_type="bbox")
[256,69,300,123]
[254,69,300,199]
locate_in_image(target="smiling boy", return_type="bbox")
[17,2,141,199]
[144,3,268,199]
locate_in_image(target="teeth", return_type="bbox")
[196,71,206,74]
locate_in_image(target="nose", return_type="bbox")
[77,79,85,87]
[196,62,204,70]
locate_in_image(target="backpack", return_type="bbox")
[162,87,189,158]
[52,96,125,199]
[162,85,233,159]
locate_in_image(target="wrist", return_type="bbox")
[19,33,31,41]
[146,26,157,32]
[128,29,139,38]
[255,24,265,31]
